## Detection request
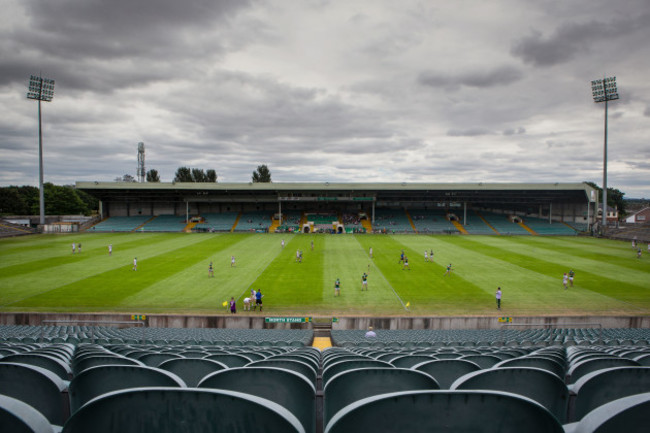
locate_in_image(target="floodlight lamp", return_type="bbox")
[26,75,55,102]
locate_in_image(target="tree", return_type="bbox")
[252,164,272,183]
[584,181,627,217]
[0,187,27,214]
[0,184,97,216]
[174,167,193,182]
[174,167,217,182]
[43,183,88,215]
[191,168,207,182]
[146,169,160,182]
[75,189,99,213]
[115,174,137,182]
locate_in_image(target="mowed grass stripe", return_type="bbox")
[0,232,137,264]
[503,236,647,271]
[422,236,607,314]
[249,234,324,312]
[355,235,486,314]
[6,234,232,311]
[0,233,207,305]
[465,236,650,298]
[432,236,649,314]
[121,234,283,314]
[320,235,402,315]
[0,233,178,275]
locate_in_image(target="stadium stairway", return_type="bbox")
[269,218,280,233]
[183,221,198,232]
[476,211,499,234]
[451,219,468,234]
[0,221,35,237]
[312,337,332,350]
[231,213,242,232]
[361,219,372,233]
[133,216,156,231]
[518,221,538,235]
[405,210,418,233]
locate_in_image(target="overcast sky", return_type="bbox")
[1,0,649,198]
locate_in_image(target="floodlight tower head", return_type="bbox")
[137,142,145,183]
[591,76,619,103]
[27,75,55,101]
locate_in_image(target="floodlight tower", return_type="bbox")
[137,142,145,182]
[591,76,619,230]
[27,74,55,226]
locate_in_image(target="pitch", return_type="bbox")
[0,233,648,316]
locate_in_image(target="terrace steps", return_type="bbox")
[405,210,418,233]
[133,216,156,231]
[183,221,198,232]
[312,337,332,350]
[451,219,468,234]
[231,212,242,232]
[361,219,373,233]
[518,221,538,235]
[476,212,499,234]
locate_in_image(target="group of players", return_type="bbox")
[562,269,576,289]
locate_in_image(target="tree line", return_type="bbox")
[0,184,98,216]
[116,164,272,183]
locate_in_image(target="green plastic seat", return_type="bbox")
[158,358,227,387]
[0,362,68,427]
[570,392,650,433]
[199,366,315,433]
[323,367,439,426]
[572,367,650,421]
[247,359,317,386]
[324,390,564,433]
[322,360,393,385]
[451,366,569,422]
[413,359,481,389]
[68,365,185,413]
[61,387,304,433]
[0,394,56,433]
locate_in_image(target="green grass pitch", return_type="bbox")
[0,233,648,317]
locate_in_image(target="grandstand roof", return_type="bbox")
[76,181,596,206]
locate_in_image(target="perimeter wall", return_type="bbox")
[1,313,648,330]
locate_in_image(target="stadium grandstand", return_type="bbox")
[76,181,599,235]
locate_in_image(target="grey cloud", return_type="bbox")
[644,105,650,117]
[0,0,256,91]
[511,14,648,67]
[503,127,526,136]
[418,66,523,91]
[447,128,494,137]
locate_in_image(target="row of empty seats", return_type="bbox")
[2,327,649,432]
[332,328,650,347]
[409,209,457,233]
[90,216,151,232]
[0,325,312,346]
